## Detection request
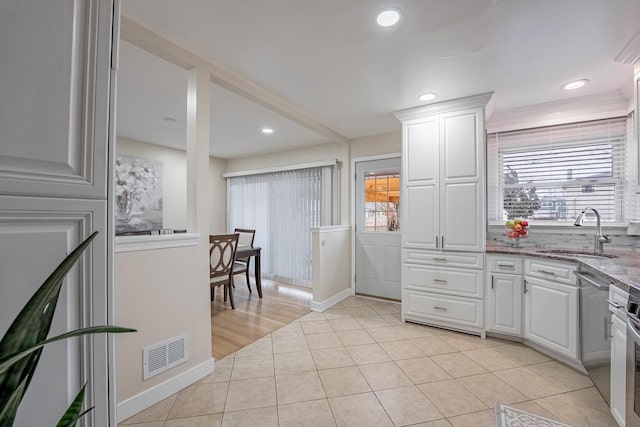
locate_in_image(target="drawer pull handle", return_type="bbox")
[607,300,624,309]
[433,306,447,311]
[497,264,515,269]
[433,257,447,261]
[433,279,448,284]
[491,276,494,290]
[537,269,556,276]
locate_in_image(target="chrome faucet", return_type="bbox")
[573,207,611,254]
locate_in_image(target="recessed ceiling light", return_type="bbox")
[261,128,274,134]
[562,79,589,90]
[163,117,177,122]
[376,9,401,27]
[419,92,437,102]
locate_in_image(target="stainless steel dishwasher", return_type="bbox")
[576,268,613,403]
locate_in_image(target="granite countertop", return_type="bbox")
[486,244,640,291]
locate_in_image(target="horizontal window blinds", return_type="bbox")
[487,117,627,223]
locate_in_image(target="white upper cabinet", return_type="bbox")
[396,93,491,253]
[0,1,116,425]
[0,0,113,199]
[403,118,439,250]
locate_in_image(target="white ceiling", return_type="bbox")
[117,0,640,159]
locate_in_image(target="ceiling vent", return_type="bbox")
[143,334,188,380]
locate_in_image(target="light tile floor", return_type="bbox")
[120,296,617,427]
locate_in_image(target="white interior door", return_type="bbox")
[0,1,116,425]
[355,157,401,300]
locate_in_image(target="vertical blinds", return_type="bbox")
[487,117,628,223]
[227,166,325,287]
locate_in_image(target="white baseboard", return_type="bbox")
[116,357,215,423]
[311,288,353,312]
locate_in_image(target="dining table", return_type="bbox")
[235,245,263,298]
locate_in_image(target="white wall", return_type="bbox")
[115,245,212,402]
[117,137,228,233]
[350,131,401,159]
[311,226,352,309]
[117,137,188,230]
[209,156,227,233]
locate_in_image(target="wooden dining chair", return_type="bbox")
[232,228,256,293]
[209,233,239,309]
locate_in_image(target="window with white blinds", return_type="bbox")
[487,117,628,224]
[227,166,330,287]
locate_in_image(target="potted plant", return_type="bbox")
[0,232,135,426]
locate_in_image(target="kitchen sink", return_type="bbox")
[536,249,618,258]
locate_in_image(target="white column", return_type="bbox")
[186,66,210,235]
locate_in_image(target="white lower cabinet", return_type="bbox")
[486,273,523,336]
[403,289,484,329]
[524,275,579,360]
[485,254,523,336]
[402,250,484,335]
[610,312,626,426]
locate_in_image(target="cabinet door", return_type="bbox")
[610,313,626,426]
[402,119,439,249]
[524,276,578,360]
[441,181,482,251]
[0,0,112,199]
[439,109,485,252]
[0,1,115,425]
[486,273,522,336]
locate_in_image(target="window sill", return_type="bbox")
[115,233,200,253]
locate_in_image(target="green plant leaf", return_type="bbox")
[0,375,28,426]
[55,384,94,427]
[0,232,98,425]
[0,326,136,376]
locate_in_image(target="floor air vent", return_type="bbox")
[143,334,188,380]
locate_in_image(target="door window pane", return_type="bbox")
[364,172,400,231]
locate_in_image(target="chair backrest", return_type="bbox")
[234,228,256,248]
[209,233,239,279]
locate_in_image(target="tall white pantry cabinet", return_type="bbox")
[0,1,118,426]
[395,93,492,336]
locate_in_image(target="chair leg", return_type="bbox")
[223,284,227,302]
[210,287,215,301]
[246,259,252,293]
[228,280,235,309]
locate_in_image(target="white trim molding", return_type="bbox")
[350,153,402,297]
[115,233,200,253]
[311,287,353,312]
[222,159,337,178]
[310,225,351,233]
[394,92,494,121]
[116,358,215,423]
[487,91,629,134]
[615,30,640,64]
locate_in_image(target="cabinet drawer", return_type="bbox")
[403,249,484,269]
[609,285,628,319]
[403,264,483,298]
[525,257,576,285]
[487,254,522,274]
[403,290,483,328]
